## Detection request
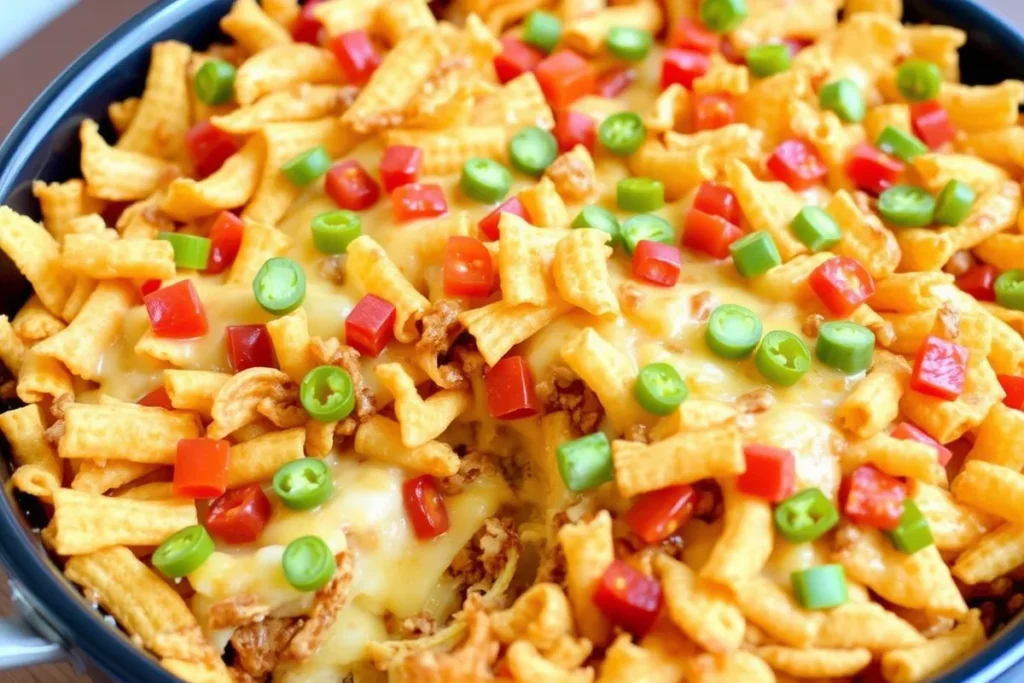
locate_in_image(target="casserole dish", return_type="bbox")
[0,0,1023,681]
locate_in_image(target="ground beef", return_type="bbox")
[536,365,603,435]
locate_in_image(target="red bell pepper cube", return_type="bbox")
[535,50,596,109]
[846,143,904,195]
[766,139,827,191]
[592,560,663,636]
[226,324,277,372]
[204,211,245,275]
[378,145,423,193]
[553,110,596,153]
[403,475,450,539]
[140,279,162,297]
[138,386,173,410]
[623,485,696,544]
[683,209,743,259]
[205,484,272,544]
[595,67,636,98]
[485,356,539,420]
[693,93,736,131]
[910,335,969,401]
[632,240,682,287]
[890,421,953,467]
[328,30,380,85]
[185,122,239,178]
[392,183,448,222]
[444,236,496,298]
[478,196,531,241]
[494,37,544,84]
[782,37,813,56]
[955,264,997,302]
[661,48,711,90]
[998,374,1024,410]
[345,294,396,358]
[291,0,325,44]
[174,437,231,499]
[144,280,208,339]
[911,101,957,150]
[668,18,719,54]
[840,465,907,530]
[737,445,796,502]
[808,256,875,317]
[325,160,381,211]
[693,181,741,225]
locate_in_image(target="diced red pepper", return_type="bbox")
[890,421,953,467]
[204,211,245,275]
[632,240,682,287]
[403,475,450,539]
[693,93,736,131]
[668,18,719,54]
[846,143,904,195]
[955,264,997,302]
[345,294,396,358]
[174,438,231,499]
[661,48,711,90]
[998,375,1024,410]
[485,356,539,420]
[328,30,380,85]
[595,67,636,98]
[593,560,663,636]
[378,145,423,193]
[325,160,381,211]
[910,335,969,401]
[291,0,325,44]
[781,37,813,56]
[444,236,496,298]
[226,324,277,372]
[553,110,597,153]
[808,256,875,317]
[535,50,596,109]
[138,386,173,410]
[693,181,741,225]
[205,484,272,544]
[185,122,239,178]
[494,37,544,84]
[840,465,907,531]
[392,183,448,222]
[736,445,796,502]
[144,280,208,339]
[624,485,696,544]
[911,101,957,150]
[140,279,162,297]
[682,209,743,259]
[720,37,744,64]
[479,196,532,241]
[766,139,827,191]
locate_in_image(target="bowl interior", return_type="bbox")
[0,0,1022,681]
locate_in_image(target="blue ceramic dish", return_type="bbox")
[0,1,1022,681]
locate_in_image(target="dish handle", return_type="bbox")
[0,580,66,670]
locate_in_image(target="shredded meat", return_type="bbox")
[449,517,519,589]
[45,420,64,447]
[935,300,961,340]
[385,611,438,638]
[944,250,976,276]
[439,450,496,495]
[49,393,73,420]
[230,617,303,678]
[310,337,376,420]
[451,346,486,376]
[416,299,469,389]
[692,480,724,522]
[544,148,597,201]
[282,552,355,662]
[318,255,346,284]
[393,600,497,683]
[690,290,719,322]
[228,667,258,683]
[625,423,650,443]
[536,365,604,435]
[618,282,644,315]
[208,594,270,631]
[737,387,776,414]
[803,313,825,338]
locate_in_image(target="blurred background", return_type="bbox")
[0,0,1021,138]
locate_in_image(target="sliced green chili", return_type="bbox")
[729,231,781,278]
[617,177,664,212]
[300,365,355,423]
[159,232,211,270]
[606,27,653,61]
[460,158,512,203]
[745,44,791,78]
[522,11,562,54]
[152,525,214,578]
[194,59,236,106]
[755,330,811,386]
[877,185,935,227]
[876,125,929,163]
[621,214,673,254]
[281,145,331,187]
[253,257,306,315]
[818,79,866,123]
[599,112,646,156]
[995,270,1024,311]
[886,500,934,554]
[557,432,613,492]
[896,59,942,102]
[509,127,559,177]
[634,363,688,416]
[273,458,334,510]
[705,304,763,359]
[310,210,361,255]
[572,205,622,246]
[792,564,848,610]
[816,321,874,375]
[791,206,842,252]
[934,179,976,226]
[282,535,336,592]
[774,488,839,543]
